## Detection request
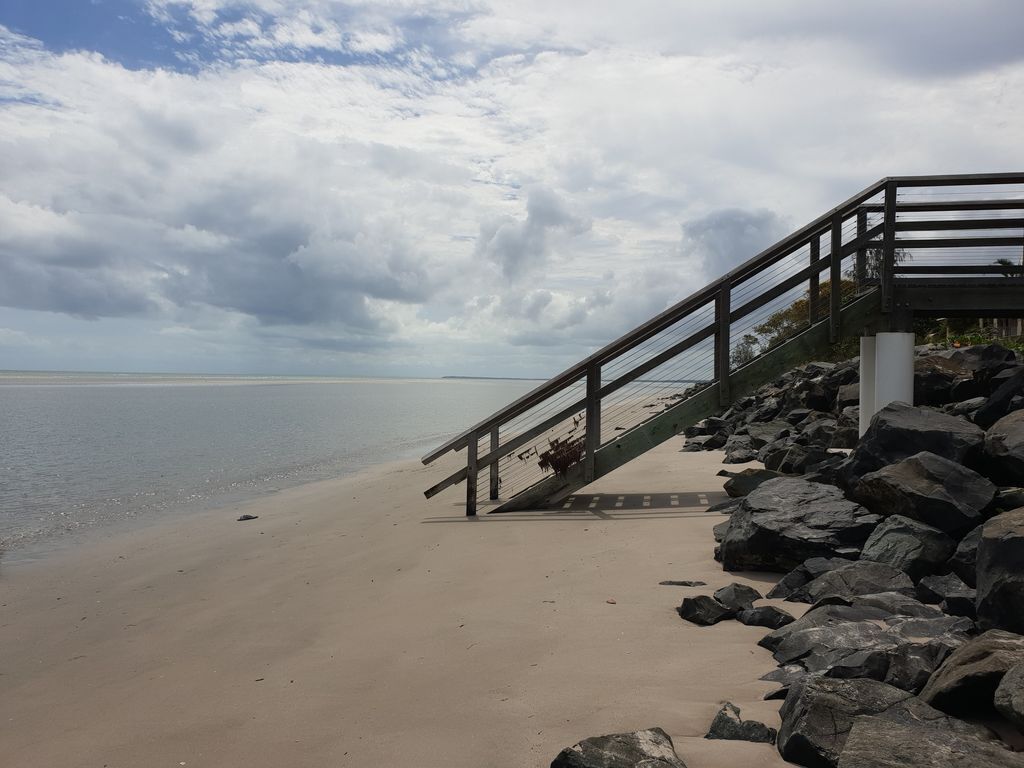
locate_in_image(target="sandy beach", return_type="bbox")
[0,442,795,767]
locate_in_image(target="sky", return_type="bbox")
[1,1,1023,377]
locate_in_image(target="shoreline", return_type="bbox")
[0,443,792,767]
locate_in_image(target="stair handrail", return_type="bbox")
[423,171,1024,514]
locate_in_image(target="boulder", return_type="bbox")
[712,583,762,611]
[742,419,792,448]
[842,403,984,486]
[766,557,850,599]
[920,629,1024,714]
[796,560,915,604]
[976,507,1024,633]
[995,487,1024,512]
[942,343,1017,374]
[720,479,880,573]
[721,468,785,498]
[859,516,956,581]
[853,452,997,536]
[802,419,839,446]
[550,727,688,768]
[764,444,832,474]
[677,595,735,626]
[975,366,1024,430]
[837,383,860,409]
[839,591,944,619]
[723,434,758,464]
[983,411,1024,485]
[837,715,1019,768]
[948,523,984,587]
[917,573,977,618]
[951,396,987,416]
[764,604,972,693]
[712,519,730,543]
[704,701,776,744]
[994,661,1024,730]
[829,426,860,450]
[736,605,795,629]
[914,355,964,407]
[778,677,993,768]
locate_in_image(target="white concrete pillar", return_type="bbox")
[859,336,876,436]
[874,332,915,412]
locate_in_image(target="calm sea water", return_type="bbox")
[0,372,537,557]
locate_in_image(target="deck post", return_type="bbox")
[489,427,499,500]
[830,212,843,343]
[875,332,915,410]
[716,280,731,407]
[855,209,868,292]
[466,432,478,516]
[584,363,601,483]
[808,236,820,326]
[881,179,898,311]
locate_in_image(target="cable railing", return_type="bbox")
[423,173,1024,515]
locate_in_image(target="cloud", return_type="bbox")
[474,186,590,280]
[2,4,1024,375]
[681,208,790,281]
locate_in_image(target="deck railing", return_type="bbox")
[423,173,1024,515]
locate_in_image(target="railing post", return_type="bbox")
[808,235,820,326]
[489,427,499,500]
[584,363,601,483]
[716,280,731,407]
[855,208,867,292]
[466,432,478,517]
[830,212,843,343]
[881,179,898,312]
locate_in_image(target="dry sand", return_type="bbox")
[0,442,795,767]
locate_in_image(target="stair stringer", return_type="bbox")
[492,290,882,512]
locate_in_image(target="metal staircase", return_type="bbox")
[422,173,1024,515]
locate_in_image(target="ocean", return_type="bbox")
[0,372,537,558]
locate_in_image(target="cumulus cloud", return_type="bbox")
[475,186,590,280]
[2,3,1024,375]
[681,208,790,281]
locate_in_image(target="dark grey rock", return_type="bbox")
[842,403,985,487]
[845,591,944,619]
[975,366,1024,430]
[920,629,1024,715]
[550,727,688,768]
[952,396,987,416]
[765,444,833,474]
[704,701,776,744]
[983,411,1024,485]
[712,582,762,611]
[658,580,706,587]
[914,355,965,407]
[237,514,258,521]
[976,507,1024,633]
[677,595,735,626]
[720,479,880,573]
[918,572,975,605]
[859,515,956,581]
[829,426,860,450]
[797,560,915,604]
[712,519,730,543]
[942,343,1017,374]
[778,677,994,768]
[802,418,839,446]
[722,468,785,498]
[837,715,1018,768]
[854,452,996,536]
[766,557,850,599]
[948,523,984,587]
[743,419,792,448]
[723,434,758,464]
[837,383,860,409]
[994,661,1024,730]
[995,487,1024,512]
[736,605,795,629]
